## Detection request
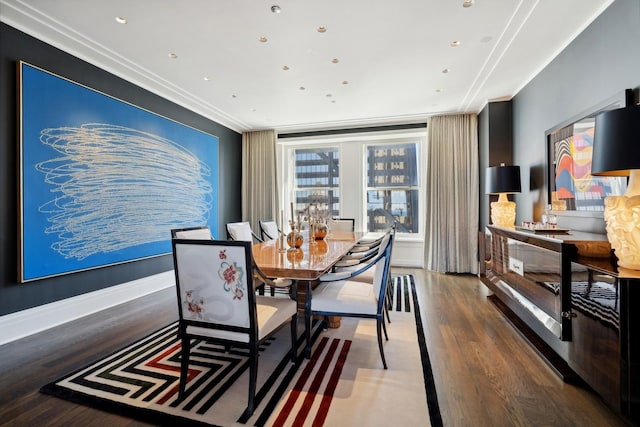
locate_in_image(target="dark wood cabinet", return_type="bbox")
[480,225,639,424]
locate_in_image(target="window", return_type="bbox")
[366,143,419,233]
[280,129,424,239]
[292,147,339,217]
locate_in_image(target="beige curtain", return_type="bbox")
[241,130,279,233]
[425,114,479,274]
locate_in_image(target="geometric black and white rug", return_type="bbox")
[41,274,442,426]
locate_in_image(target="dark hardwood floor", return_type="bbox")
[0,268,628,426]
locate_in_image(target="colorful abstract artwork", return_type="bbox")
[19,62,219,282]
[554,125,625,211]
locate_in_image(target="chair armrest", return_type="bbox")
[349,240,382,253]
[320,251,385,282]
[342,246,378,261]
[357,232,385,244]
[317,271,352,282]
[334,259,361,267]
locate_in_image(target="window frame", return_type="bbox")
[278,129,426,242]
[291,146,341,218]
[364,140,421,234]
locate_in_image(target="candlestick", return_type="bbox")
[290,202,294,224]
[280,210,284,231]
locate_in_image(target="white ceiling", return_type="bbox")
[1,0,614,133]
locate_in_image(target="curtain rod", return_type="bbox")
[278,122,427,139]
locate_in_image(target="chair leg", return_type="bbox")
[376,318,388,369]
[305,312,312,359]
[384,302,391,324]
[246,346,258,417]
[305,281,312,359]
[179,336,190,400]
[382,313,389,341]
[290,314,298,363]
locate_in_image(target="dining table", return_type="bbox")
[252,230,365,328]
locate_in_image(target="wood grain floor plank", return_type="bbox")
[0,268,628,426]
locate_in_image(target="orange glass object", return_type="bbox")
[286,231,303,248]
[286,248,304,263]
[313,223,328,240]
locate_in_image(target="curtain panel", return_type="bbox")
[425,114,479,274]
[241,130,279,232]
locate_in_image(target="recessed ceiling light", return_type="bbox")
[299,86,306,91]
[442,68,450,74]
[203,77,211,81]
[331,58,339,64]
[259,36,268,43]
[317,26,327,33]
[115,16,127,24]
[282,65,290,71]
[168,53,178,59]
[271,5,281,13]
[232,94,237,98]
[450,40,461,47]
[463,0,474,7]
[342,80,349,85]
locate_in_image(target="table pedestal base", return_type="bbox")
[326,316,341,328]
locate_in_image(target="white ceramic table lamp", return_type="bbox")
[486,164,521,228]
[591,104,640,270]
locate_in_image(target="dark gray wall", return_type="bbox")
[0,23,242,316]
[478,100,513,230]
[512,0,640,223]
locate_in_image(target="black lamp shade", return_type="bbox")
[592,104,640,176]
[486,165,521,194]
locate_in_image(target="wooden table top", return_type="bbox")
[253,231,363,280]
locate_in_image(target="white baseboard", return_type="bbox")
[0,271,175,346]
[392,241,425,268]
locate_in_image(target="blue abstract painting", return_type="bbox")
[19,62,219,282]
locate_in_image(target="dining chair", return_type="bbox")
[332,226,397,324]
[327,218,355,232]
[171,225,214,240]
[226,221,263,243]
[259,219,280,241]
[227,221,293,295]
[172,238,298,417]
[304,231,394,368]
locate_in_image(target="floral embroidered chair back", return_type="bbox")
[171,238,298,417]
[173,239,255,335]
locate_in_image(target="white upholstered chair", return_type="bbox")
[172,238,297,417]
[327,218,355,232]
[226,221,262,243]
[171,225,213,240]
[304,231,394,368]
[332,226,396,323]
[259,219,280,241]
[227,221,293,295]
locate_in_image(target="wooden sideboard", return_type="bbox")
[480,225,639,424]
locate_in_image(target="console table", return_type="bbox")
[480,225,639,424]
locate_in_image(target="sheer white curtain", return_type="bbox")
[241,130,279,232]
[425,114,479,274]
